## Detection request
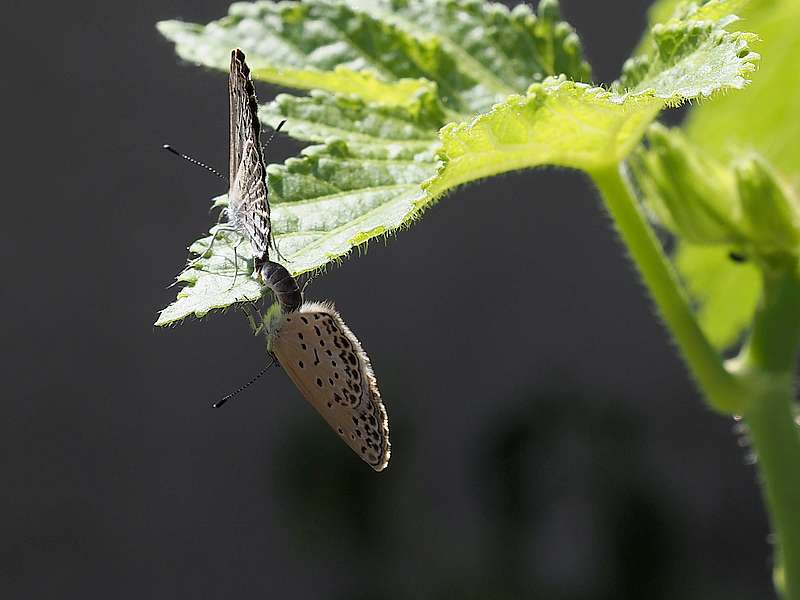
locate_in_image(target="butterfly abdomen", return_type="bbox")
[259,260,302,313]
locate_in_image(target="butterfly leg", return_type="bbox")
[300,273,315,296]
[227,237,246,290]
[186,225,238,270]
[269,233,289,264]
[239,300,264,335]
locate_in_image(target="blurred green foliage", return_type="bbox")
[640,0,800,351]
[684,0,800,179]
[645,0,799,178]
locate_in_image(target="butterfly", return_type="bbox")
[226,49,391,471]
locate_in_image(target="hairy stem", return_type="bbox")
[735,266,800,599]
[591,163,743,413]
[594,161,800,598]
[741,266,800,373]
[744,382,800,600]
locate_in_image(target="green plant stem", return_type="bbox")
[591,163,743,413]
[594,162,800,599]
[744,382,800,600]
[741,266,800,373]
[736,266,800,600]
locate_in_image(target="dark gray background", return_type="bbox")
[1,1,772,598]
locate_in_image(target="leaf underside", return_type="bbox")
[429,2,758,196]
[157,0,590,117]
[686,0,800,178]
[157,0,759,326]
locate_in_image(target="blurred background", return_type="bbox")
[0,1,773,598]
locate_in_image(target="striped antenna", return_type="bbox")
[162,144,225,180]
[213,357,277,408]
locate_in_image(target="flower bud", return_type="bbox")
[735,154,800,256]
[635,124,742,244]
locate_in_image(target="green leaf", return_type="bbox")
[427,77,663,196]
[674,0,749,21]
[425,5,757,195]
[157,1,758,325]
[346,0,591,97]
[617,13,758,102]
[156,229,263,326]
[645,0,800,180]
[266,144,438,274]
[260,89,445,154]
[157,0,590,117]
[157,92,440,326]
[675,242,761,350]
[642,0,750,48]
[262,92,441,276]
[684,0,800,179]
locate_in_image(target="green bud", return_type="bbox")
[538,0,562,22]
[735,154,800,257]
[634,124,742,245]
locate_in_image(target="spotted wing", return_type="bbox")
[270,302,390,471]
[228,49,271,261]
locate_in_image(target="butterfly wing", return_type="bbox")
[228,49,271,261]
[270,302,391,471]
[230,139,271,259]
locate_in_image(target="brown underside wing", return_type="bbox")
[270,302,391,471]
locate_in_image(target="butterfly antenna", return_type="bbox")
[262,119,286,152]
[163,144,225,180]
[213,356,276,408]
